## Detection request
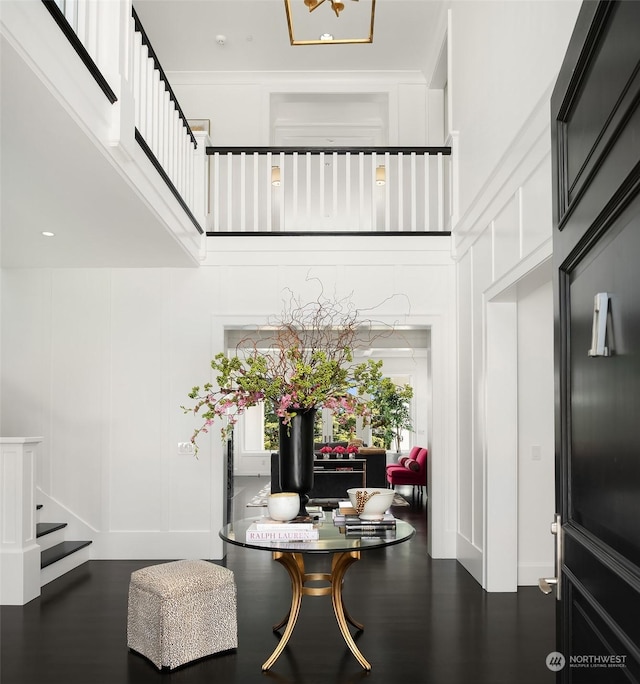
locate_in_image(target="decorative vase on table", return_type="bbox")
[278,408,316,517]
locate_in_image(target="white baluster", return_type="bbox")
[318,152,325,229]
[397,152,404,232]
[86,2,98,64]
[227,151,233,231]
[345,153,351,228]
[292,152,299,228]
[214,152,220,232]
[132,31,142,130]
[253,153,259,232]
[138,44,148,137]
[151,70,160,158]
[384,152,390,231]
[266,152,272,232]
[359,153,365,232]
[65,0,78,32]
[371,152,377,232]
[240,153,246,233]
[279,151,285,232]
[305,152,312,230]
[437,152,444,232]
[167,103,174,187]
[187,137,194,212]
[145,55,154,142]
[410,152,417,232]
[424,153,430,231]
[332,151,338,224]
[76,0,87,48]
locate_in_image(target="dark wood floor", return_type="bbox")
[1,478,555,684]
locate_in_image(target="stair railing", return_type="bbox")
[41,1,203,234]
[206,146,451,234]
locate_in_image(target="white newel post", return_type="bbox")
[0,437,43,605]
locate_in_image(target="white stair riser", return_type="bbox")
[37,529,66,552]
[41,546,91,587]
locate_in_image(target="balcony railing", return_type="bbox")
[206,147,451,234]
[41,2,451,238]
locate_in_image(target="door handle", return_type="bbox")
[538,513,562,600]
[587,292,611,357]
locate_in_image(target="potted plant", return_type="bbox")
[370,377,414,453]
[182,290,388,514]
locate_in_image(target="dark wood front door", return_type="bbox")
[551,2,640,682]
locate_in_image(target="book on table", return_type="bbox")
[246,522,319,541]
[344,521,396,533]
[333,511,396,527]
[254,516,315,531]
[345,527,397,539]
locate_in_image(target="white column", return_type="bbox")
[0,437,43,605]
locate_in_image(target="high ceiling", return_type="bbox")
[133,0,446,77]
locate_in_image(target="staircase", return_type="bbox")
[36,506,92,586]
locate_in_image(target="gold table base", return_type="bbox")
[262,550,370,671]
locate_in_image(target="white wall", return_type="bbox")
[1,236,457,560]
[517,276,554,586]
[449,0,582,221]
[170,71,440,147]
[451,0,581,589]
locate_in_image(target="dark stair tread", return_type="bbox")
[41,541,92,569]
[36,522,67,537]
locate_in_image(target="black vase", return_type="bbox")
[278,408,316,517]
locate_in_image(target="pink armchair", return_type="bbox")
[386,447,428,499]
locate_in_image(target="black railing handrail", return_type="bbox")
[42,0,117,104]
[131,7,196,148]
[207,146,451,156]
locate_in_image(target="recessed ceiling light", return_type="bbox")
[41,231,55,237]
[319,33,334,41]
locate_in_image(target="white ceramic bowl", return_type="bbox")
[267,492,300,521]
[346,487,395,520]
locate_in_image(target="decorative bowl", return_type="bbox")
[346,487,395,520]
[267,492,300,521]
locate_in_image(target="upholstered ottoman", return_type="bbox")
[127,559,237,670]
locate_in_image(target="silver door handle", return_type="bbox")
[587,292,611,357]
[538,513,562,600]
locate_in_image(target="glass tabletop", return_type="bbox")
[219,512,415,554]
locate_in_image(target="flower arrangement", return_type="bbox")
[182,290,388,453]
[333,445,346,456]
[346,444,359,455]
[319,446,333,455]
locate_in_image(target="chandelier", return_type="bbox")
[284,0,376,45]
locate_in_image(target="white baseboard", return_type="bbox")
[518,562,554,587]
[456,533,483,586]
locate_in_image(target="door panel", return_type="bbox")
[552,2,640,682]
[568,207,640,565]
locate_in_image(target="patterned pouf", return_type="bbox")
[127,559,237,670]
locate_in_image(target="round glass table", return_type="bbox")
[220,514,415,671]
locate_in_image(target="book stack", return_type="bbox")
[344,513,397,538]
[246,517,319,542]
[332,502,397,538]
